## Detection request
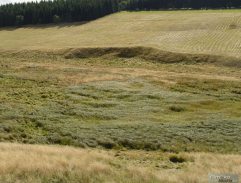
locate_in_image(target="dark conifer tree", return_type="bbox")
[0,0,240,27]
[0,0,119,27]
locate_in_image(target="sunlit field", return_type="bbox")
[1,10,241,58]
[0,10,241,183]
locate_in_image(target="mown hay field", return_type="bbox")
[1,10,241,58]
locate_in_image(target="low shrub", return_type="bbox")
[169,155,187,163]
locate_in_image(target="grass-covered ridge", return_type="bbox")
[65,47,241,68]
[0,50,240,153]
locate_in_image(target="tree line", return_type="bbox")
[0,0,241,27]
[124,0,241,10]
[0,0,118,27]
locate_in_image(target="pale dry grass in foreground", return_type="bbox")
[157,153,241,182]
[0,143,158,183]
[0,143,240,183]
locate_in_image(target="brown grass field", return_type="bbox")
[0,143,241,183]
[0,10,241,183]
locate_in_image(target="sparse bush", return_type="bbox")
[35,121,44,128]
[20,133,27,138]
[118,139,134,149]
[98,139,116,149]
[144,142,159,150]
[169,155,186,163]
[2,126,12,133]
[48,135,74,146]
[59,136,73,145]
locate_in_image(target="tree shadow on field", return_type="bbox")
[0,12,117,31]
[0,21,90,31]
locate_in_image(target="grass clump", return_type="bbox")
[169,155,187,163]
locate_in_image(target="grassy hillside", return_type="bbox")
[1,10,241,58]
[0,143,241,183]
[0,50,240,153]
[0,10,241,183]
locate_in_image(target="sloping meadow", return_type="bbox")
[0,49,241,153]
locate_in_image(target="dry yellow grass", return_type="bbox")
[1,10,241,58]
[0,143,240,183]
[157,153,241,182]
[0,143,158,183]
